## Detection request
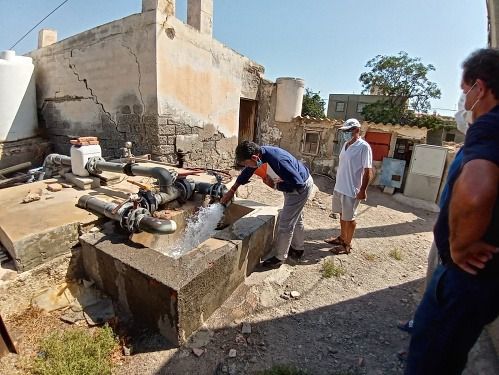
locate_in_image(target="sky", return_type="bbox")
[0,0,488,116]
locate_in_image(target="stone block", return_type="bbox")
[151,145,175,155]
[64,173,100,190]
[176,124,192,135]
[176,134,200,153]
[159,124,176,136]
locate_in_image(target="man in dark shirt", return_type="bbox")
[220,141,314,267]
[406,48,499,374]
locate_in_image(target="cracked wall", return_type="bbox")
[29,11,158,157]
[28,6,265,165]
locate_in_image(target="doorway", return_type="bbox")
[238,98,257,143]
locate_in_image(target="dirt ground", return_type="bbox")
[1,175,498,374]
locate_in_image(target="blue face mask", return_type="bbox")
[256,158,263,168]
[342,131,353,142]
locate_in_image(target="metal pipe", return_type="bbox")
[44,154,72,166]
[89,159,175,194]
[77,195,122,221]
[93,160,127,174]
[0,161,32,176]
[39,153,72,180]
[77,195,177,234]
[129,165,175,194]
[137,215,177,234]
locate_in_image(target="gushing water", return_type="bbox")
[167,203,225,258]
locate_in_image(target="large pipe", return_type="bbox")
[39,154,72,180]
[138,215,177,234]
[89,159,175,194]
[78,195,122,221]
[77,195,177,234]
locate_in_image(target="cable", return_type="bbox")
[9,0,71,50]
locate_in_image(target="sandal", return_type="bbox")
[329,243,352,255]
[324,236,344,245]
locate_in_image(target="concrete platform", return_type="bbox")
[0,163,222,272]
[79,199,278,346]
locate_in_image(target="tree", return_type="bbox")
[359,52,442,127]
[301,89,325,118]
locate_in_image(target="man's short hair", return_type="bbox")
[235,141,261,163]
[462,48,499,99]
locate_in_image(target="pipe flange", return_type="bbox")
[125,207,149,233]
[86,156,106,174]
[174,178,194,203]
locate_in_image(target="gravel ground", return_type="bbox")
[1,174,498,375]
[115,175,499,375]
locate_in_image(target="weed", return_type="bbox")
[363,252,376,261]
[257,364,309,375]
[389,248,403,260]
[321,258,346,278]
[32,325,118,375]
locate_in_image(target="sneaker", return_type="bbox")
[260,256,283,269]
[396,319,414,334]
[288,247,304,259]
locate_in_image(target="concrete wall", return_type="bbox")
[156,14,263,167]
[28,4,265,166]
[270,117,427,179]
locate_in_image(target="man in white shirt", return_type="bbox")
[325,118,372,254]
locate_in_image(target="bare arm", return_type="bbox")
[356,168,372,200]
[220,182,240,205]
[449,159,499,274]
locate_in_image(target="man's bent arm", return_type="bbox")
[449,159,499,271]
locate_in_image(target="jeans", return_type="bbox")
[405,264,499,375]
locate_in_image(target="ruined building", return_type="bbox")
[27,0,283,168]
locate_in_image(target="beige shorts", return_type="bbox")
[332,191,360,221]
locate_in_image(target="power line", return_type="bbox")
[9,0,71,50]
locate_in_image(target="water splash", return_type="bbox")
[167,203,225,258]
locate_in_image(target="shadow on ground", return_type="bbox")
[135,279,417,374]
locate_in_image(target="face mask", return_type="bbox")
[455,93,470,135]
[342,131,353,142]
[255,158,263,168]
[464,81,480,118]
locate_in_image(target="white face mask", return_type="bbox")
[455,93,470,135]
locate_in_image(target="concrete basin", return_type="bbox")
[79,199,278,346]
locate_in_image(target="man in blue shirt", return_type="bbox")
[220,141,314,268]
[405,48,499,374]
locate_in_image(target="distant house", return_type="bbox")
[327,93,389,121]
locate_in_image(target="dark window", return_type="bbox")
[335,102,345,112]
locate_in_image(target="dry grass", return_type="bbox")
[32,325,118,375]
[321,258,346,278]
[389,248,403,260]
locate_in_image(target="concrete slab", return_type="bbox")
[0,162,219,271]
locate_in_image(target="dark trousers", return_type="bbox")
[405,264,499,375]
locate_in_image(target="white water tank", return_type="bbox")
[71,144,102,177]
[275,77,305,122]
[0,50,38,142]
